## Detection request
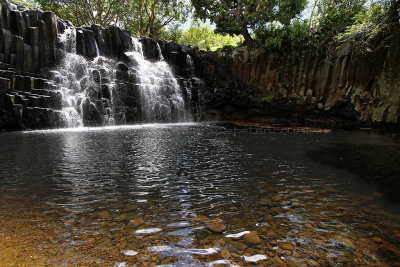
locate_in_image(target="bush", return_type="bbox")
[254,21,309,59]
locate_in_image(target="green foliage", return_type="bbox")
[176,20,243,51]
[191,0,307,45]
[254,0,399,59]
[36,0,190,39]
[336,2,395,55]
[158,24,183,43]
[260,95,275,104]
[255,21,309,53]
[9,0,37,8]
[121,0,191,38]
[36,0,125,26]
[338,3,384,38]
[309,0,367,51]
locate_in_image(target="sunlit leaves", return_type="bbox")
[178,20,243,51]
[191,0,307,44]
[35,0,190,39]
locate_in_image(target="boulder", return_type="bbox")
[0,77,10,93]
[205,218,226,233]
[243,231,262,244]
[28,9,42,27]
[76,29,86,56]
[117,62,129,72]
[10,10,27,38]
[121,29,132,51]
[109,26,123,57]
[23,44,32,72]
[0,3,5,29]
[140,37,162,61]
[82,98,101,126]
[91,24,106,55]
[0,29,12,61]
[83,28,98,57]
[42,11,58,59]
[38,20,50,67]
[1,2,14,30]
[57,18,65,33]
[13,35,24,70]
[28,27,39,72]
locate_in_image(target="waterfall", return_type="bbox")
[124,38,191,123]
[53,29,191,127]
[55,28,116,127]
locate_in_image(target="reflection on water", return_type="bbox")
[0,124,400,266]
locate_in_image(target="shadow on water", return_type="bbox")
[307,142,400,202]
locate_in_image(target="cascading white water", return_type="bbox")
[56,28,117,127]
[126,38,191,122]
[54,29,191,127]
[56,54,117,127]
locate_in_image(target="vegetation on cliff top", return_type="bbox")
[161,20,244,51]
[254,0,399,58]
[191,0,307,46]
[10,0,400,55]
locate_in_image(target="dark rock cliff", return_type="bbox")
[0,0,399,131]
[184,32,400,129]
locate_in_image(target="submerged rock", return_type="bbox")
[221,248,231,259]
[281,243,294,250]
[333,236,356,250]
[243,231,262,244]
[206,219,226,233]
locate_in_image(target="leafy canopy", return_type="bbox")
[35,0,127,26]
[35,0,190,39]
[178,20,244,51]
[191,0,307,45]
[120,0,191,38]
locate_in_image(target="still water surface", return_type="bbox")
[0,123,399,266]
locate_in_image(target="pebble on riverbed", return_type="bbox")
[206,219,226,233]
[243,231,262,244]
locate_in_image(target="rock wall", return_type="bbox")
[0,0,65,130]
[1,0,399,131]
[186,31,400,129]
[185,33,400,128]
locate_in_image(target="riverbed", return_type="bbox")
[0,123,399,266]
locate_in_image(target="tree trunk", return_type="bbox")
[241,28,254,48]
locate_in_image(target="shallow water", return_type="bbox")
[0,123,399,266]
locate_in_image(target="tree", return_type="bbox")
[36,0,190,39]
[178,20,243,51]
[121,0,191,38]
[312,0,366,37]
[191,0,307,46]
[35,0,126,27]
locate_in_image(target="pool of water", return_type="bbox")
[0,123,399,266]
